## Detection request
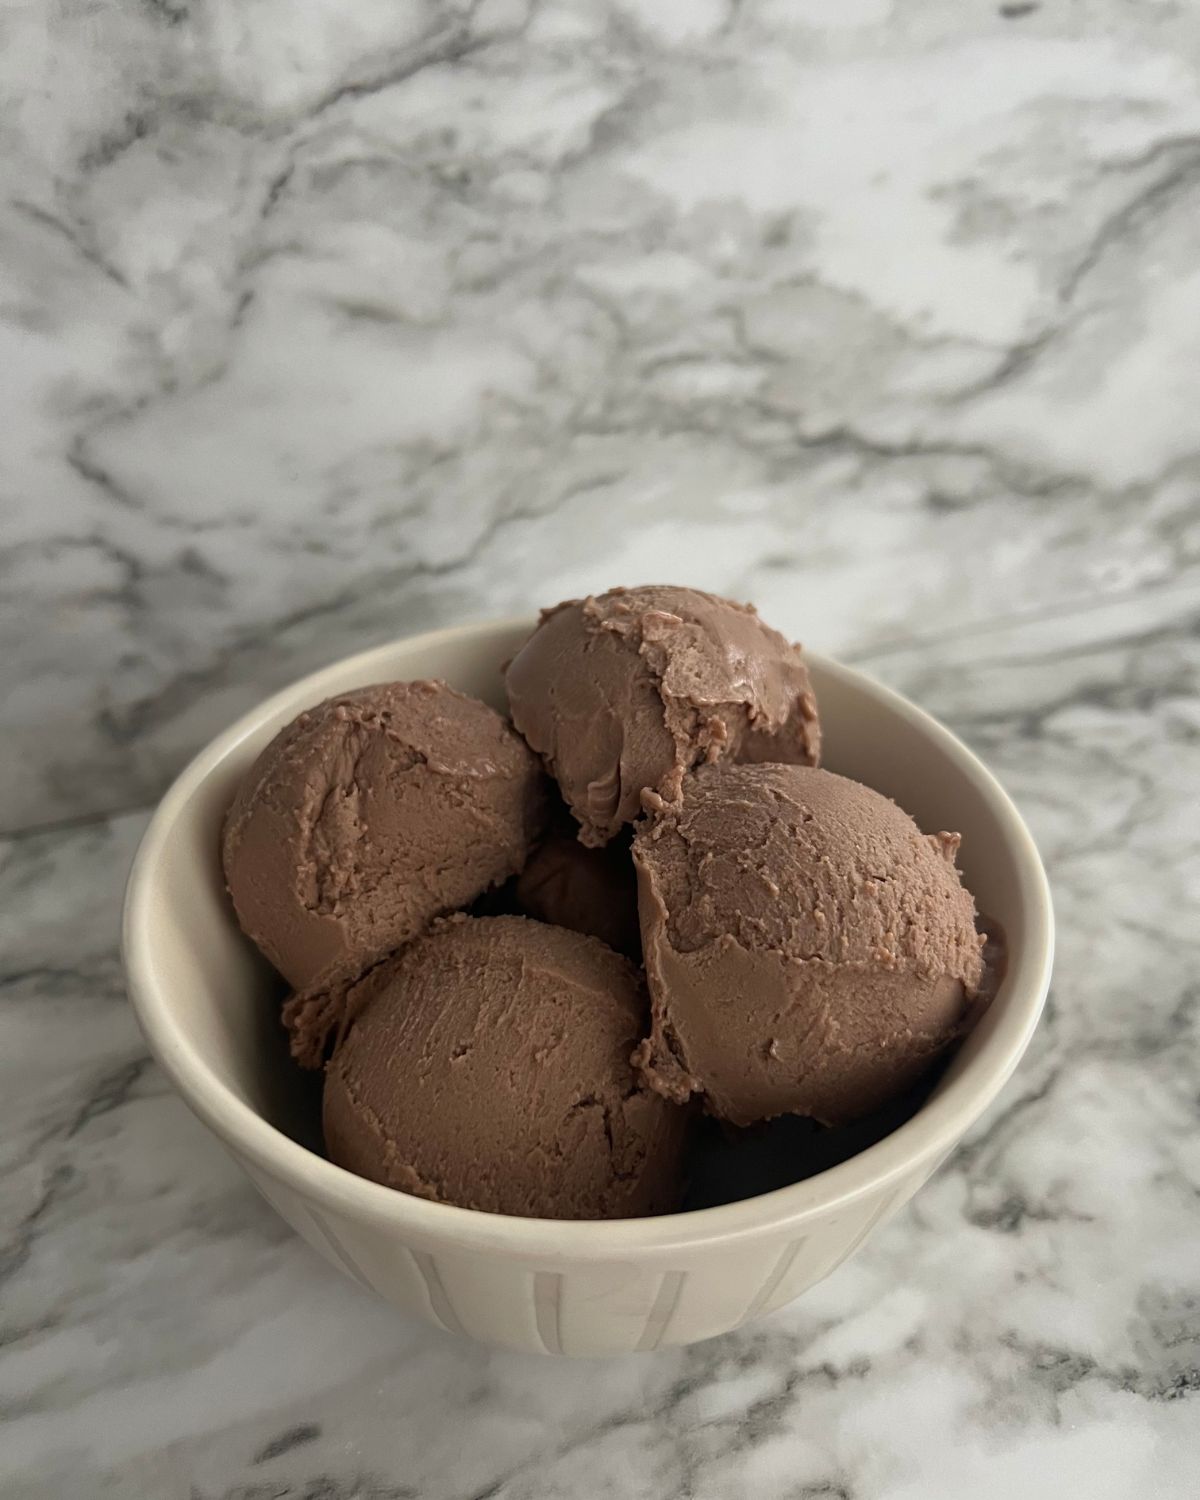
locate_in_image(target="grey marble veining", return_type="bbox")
[2,0,1198,1496]
[6,0,1200,831]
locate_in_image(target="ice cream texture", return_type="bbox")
[515,823,641,959]
[323,916,689,1219]
[222,680,546,996]
[504,585,820,846]
[216,588,1000,1223]
[632,763,984,1127]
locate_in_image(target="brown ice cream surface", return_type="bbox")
[515,822,641,959]
[323,916,689,1219]
[684,918,1007,1209]
[633,763,984,1128]
[505,585,820,847]
[223,680,547,1008]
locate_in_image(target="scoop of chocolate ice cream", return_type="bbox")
[632,763,984,1128]
[505,586,820,846]
[222,681,547,995]
[515,827,641,959]
[323,916,689,1219]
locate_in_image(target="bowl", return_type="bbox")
[123,619,1053,1356]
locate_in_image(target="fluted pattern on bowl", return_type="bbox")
[245,1161,930,1355]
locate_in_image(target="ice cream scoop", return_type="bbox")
[323,915,689,1219]
[222,681,546,994]
[632,763,984,1127]
[515,824,641,959]
[505,585,820,846]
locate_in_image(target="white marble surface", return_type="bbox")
[2,0,1198,1495]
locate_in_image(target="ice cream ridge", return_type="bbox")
[222,679,547,1063]
[504,585,821,846]
[632,762,984,1127]
[221,584,993,1220]
[324,916,686,1219]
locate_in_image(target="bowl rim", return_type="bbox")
[123,619,1054,1259]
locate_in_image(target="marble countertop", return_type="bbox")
[3,1,1198,1495]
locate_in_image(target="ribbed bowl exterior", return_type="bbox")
[243,1156,935,1354]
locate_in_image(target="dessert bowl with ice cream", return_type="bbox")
[124,586,1053,1355]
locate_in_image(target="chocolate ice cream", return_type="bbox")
[323,916,689,1219]
[222,681,546,996]
[633,763,984,1127]
[515,826,641,958]
[505,586,820,846]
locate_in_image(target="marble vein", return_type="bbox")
[1,0,1198,1496]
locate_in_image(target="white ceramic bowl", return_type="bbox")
[123,620,1053,1356]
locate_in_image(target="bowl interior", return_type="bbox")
[127,621,1050,1238]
